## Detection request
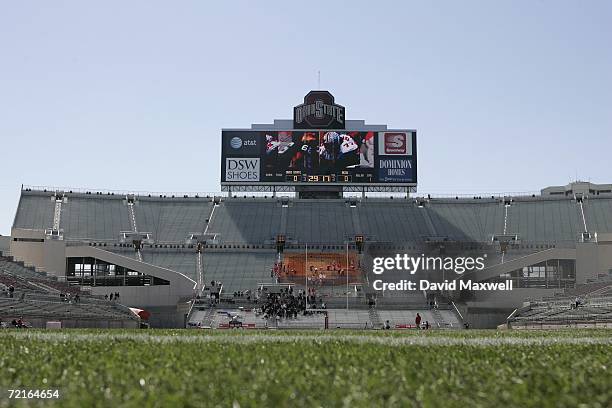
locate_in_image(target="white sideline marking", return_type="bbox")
[2,332,612,346]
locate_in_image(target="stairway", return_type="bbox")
[431,308,450,328]
[52,197,62,231]
[202,308,216,328]
[368,307,382,329]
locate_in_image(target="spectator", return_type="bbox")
[110,293,114,301]
[384,320,391,330]
[415,313,422,328]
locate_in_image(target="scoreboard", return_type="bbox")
[221,129,417,187]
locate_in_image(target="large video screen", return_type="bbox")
[221,129,416,185]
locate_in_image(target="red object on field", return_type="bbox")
[129,308,151,320]
[394,324,416,329]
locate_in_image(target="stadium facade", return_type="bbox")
[5,91,612,328]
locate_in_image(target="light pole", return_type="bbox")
[346,242,349,310]
[305,243,308,310]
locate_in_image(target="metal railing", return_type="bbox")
[23,184,553,201]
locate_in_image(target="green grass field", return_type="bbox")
[0,329,611,407]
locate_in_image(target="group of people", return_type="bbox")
[2,284,15,298]
[272,260,359,285]
[2,285,28,301]
[383,313,431,330]
[257,287,325,320]
[60,292,80,303]
[271,263,296,278]
[104,292,121,302]
[0,317,28,329]
[232,290,251,300]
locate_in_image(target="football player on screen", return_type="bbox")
[288,132,319,174]
[264,131,298,179]
[359,132,375,168]
[318,131,360,174]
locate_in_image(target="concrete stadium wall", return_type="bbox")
[2,316,139,329]
[577,240,612,282]
[143,303,191,328]
[9,229,47,270]
[0,236,10,253]
[463,307,516,329]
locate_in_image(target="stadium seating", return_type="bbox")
[584,198,612,233]
[13,194,55,230]
[208,200,281,244]
[14,189,612,247]
[1,253,137,326]
[426,201,505,242]
[10,188,612,329]
[135,199,214,242]
[57,196,132,240]
[508,274,612,328]
[505,199,583,243]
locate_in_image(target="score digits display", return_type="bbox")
[285,174,352,183]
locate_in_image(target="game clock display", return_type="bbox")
[285,174,354,183]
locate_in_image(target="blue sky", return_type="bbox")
[1,1,610,235]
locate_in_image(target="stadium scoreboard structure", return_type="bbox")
[221,91,417,193]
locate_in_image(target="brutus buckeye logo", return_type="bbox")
[383,133,407,154]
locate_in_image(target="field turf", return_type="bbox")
[0,329,611,407]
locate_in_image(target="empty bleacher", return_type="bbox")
[207,200,281,244]
[1,255,82,294]
[61,196,132,241]
[15,189,612,248]
[357,201,429,242]
[0,252,138,327]
[135,199,214,242]
[286,200,356,243]
[13,193,55,230]
[0,297,138,327]
[510,301,612,325]
[583,197,612,234]
[426,201,505,242]
[202,251,277,293]
[505,198,583,243]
